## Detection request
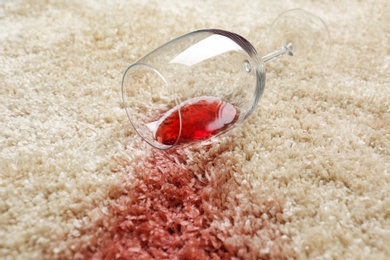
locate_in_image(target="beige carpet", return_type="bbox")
[1,0,389,259]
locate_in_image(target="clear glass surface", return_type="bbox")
[122,29,265,150]
[122,10,330,150]
[267,9,331,72]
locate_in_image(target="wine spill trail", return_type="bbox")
[71,144,294,259]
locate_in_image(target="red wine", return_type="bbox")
[154,96,239,145]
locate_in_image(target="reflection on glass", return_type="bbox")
[169,34,242,66]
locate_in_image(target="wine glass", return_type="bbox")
[121,9,330,150]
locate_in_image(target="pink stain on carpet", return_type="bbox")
[71,143,294,259]
[100,152,225,259]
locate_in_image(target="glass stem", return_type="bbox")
[261,42,293,63]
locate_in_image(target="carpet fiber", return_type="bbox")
[1,0,389,259]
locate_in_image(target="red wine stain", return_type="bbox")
[155,97,239,145]
[66,145,295,259]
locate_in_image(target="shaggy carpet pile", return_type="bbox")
[1,0,389,259]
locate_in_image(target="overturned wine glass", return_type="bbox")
[121,9,330,150]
